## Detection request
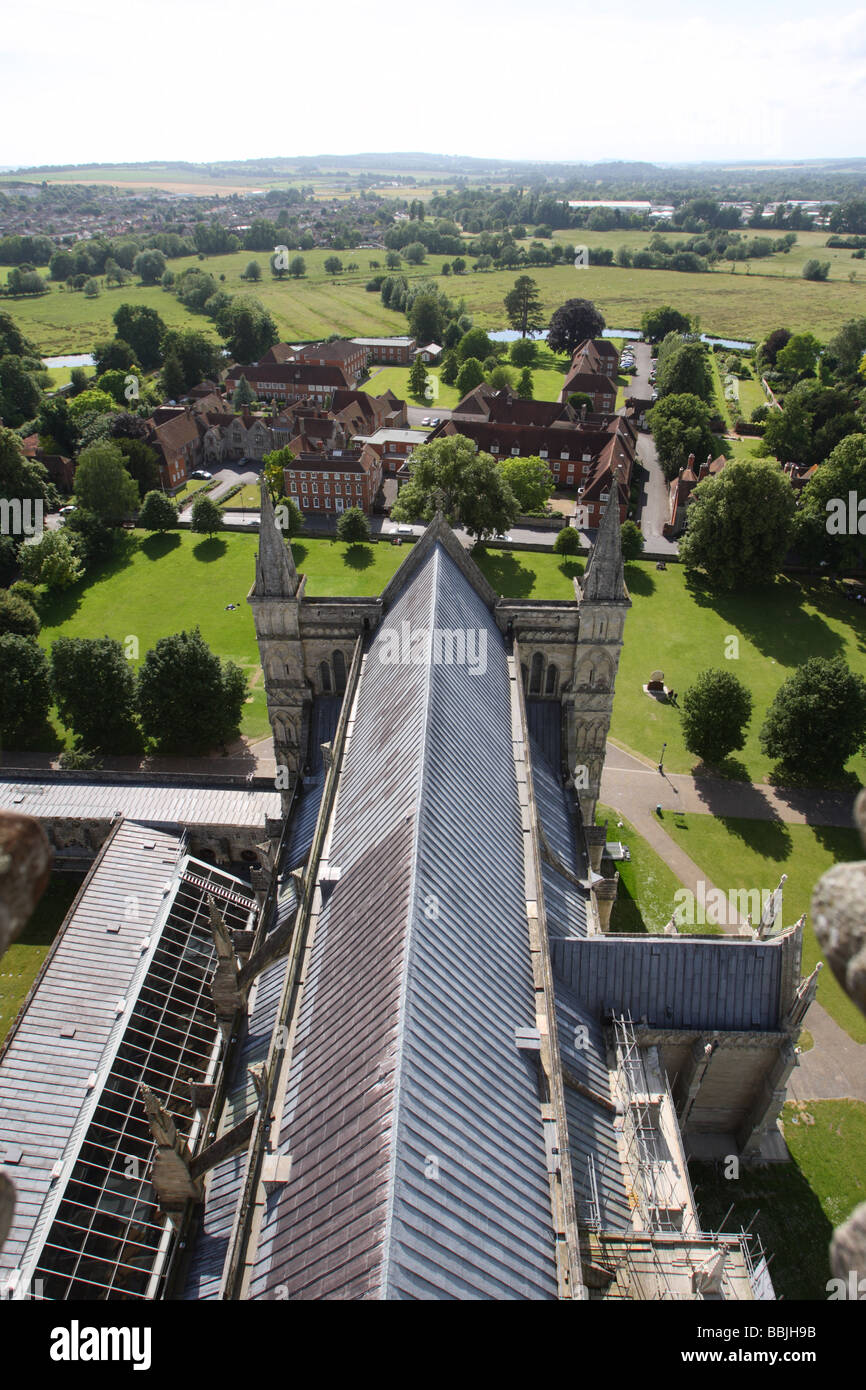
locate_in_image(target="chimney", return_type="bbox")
[687,453,696,468]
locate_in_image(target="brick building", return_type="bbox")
[283,448,383,516]
[350,336,417,365]
[224,362,352,405]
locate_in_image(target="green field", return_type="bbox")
[0,873,83,1043]
[691,1099,866,1301]
[612,560,866,787]
[662,813,865,1042]
[5,227,866,360]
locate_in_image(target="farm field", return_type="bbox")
[4,229,866,359]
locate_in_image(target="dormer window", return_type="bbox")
[539,449,548,458]
[560,451,570,461]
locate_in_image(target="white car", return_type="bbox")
[421,417,432,426]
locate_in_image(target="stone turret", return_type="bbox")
[247,481,307,803]
[568,491,631,823]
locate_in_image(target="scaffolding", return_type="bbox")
[611,1013,687,1235]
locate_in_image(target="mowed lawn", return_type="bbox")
[691,1098,866,1301]
[661,813,866,1042]
[612,561,866,787]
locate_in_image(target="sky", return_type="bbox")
[1,0,866,169]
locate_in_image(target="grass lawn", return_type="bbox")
[0,873,83,1043]
[362,364,461,411]
[220,483,262,510]
[172,478,213,505]
[595,801,719,935]
[661,813,866,1042]
[612,560,866,787]
[690,1099,866,1301]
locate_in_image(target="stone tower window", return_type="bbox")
[333,650,347,694]
[529,652,543,694]
[319,661,332,693]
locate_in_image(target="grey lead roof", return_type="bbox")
[550,936,784,1031]
[0,780,281,831]
[248,541,558,1301]
[0,822,184,1279]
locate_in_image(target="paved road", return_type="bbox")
[178,463,261,522]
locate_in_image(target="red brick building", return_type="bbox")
[224,362,352,405]
[350,336,417,365]
[145,406,202,489]
[283,448,383,516]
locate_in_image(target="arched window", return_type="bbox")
[598,618,606,641]
[545,663,558,695]
[319,661,332,693]
[333,650,347,694]
[529,652,543,694]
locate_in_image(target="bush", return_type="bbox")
[0,589,40,637]
[7,579,39,608]
[554,526,582,554]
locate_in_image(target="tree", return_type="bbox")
[336,507,370,543]
[510,337,538,368]
[161,352,186,401]
[760,656,866,779]
[762,381,856,469]
[62,507,116,567]
[488,365,515,391]
[680,669,753,766]
[547,298,605,357]
[67,387,117,426]
[232,375,256,410]
[324,256,343,276]
[802,259,830,282]
[50,636,138,752]
[386,250,402,269]
[403,242,427,265]
[452,257,466,275]
[679,458,796,590]
[133,249,166,285]
[19,530,83,589]
[553,526,582,554]
[656,342,714,403]
[74,442,140,523]
[758,328,791,369]
[262,446,296,503]
[191,494,223,537]
[408,293,444,346]
[244,260,262,282]
[160,329,223,391]
[0,426,58,510]
[138,490,179,532]
[391,434,519,541]
[620,520,644,562]
[455,357,485,396]
[217,295,278,363]
[137,628,247,753]
[288,256,306,278]
[504,276,545,337]
[647,394,718,481]
[93,337,138,376]
[499,456,554,513]
[640,305,691,342]
[113,305,165,370]
[0,355,42,427]
[458,326,493,362]
[0,589,40,638]
[83,278,100,299]
[0,634,51,740]
[275,495,304,537]
[797,433,866,568]
[567,391,594,412]
[516,367,534,399]
[776,332,822,383]
[408,355,430,400]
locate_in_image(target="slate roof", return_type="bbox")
[248,541,559,1300]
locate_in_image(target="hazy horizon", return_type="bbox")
[2,0,866,170]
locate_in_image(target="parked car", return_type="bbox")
[191,469,213,480]
[421,417,432,426]
[59,504,77,516]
